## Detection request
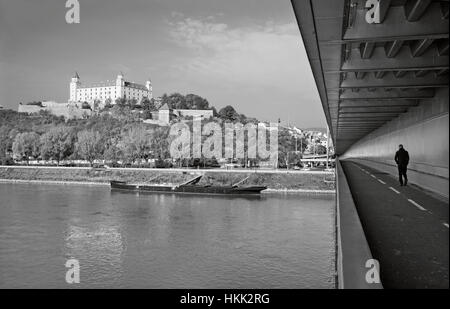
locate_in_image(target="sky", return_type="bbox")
[0,0,326,128]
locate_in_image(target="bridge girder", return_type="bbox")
[292,0,449,154]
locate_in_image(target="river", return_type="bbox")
[0,183,335,288]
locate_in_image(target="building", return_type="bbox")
[69,72,152,105]
[18,101,92,119]
[160,104,214,123]
[144,103,214,126]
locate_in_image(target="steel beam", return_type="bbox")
[337,123,380,126]
[339,99,419,107]
[338,131,379,134]
[410,38,434,57]
[338,118,388,122]
[355,72,366,79]
[374,71,386,79]
[339,112,400,117]
[338,121,382,124]
[343,3,449,42]
[338,125,381,127]
[437,68,449,76]
[341,46,449,71]
[405,0,432,22]
[394,70,408,78]
[338,117,390,120]
[437,39,449,56]
[340,88,434,99]
[415,70,430,77]
[338,132,377,135]
[360,42,375,59]
[344,116,397,124]
[338,129,383,132]
[441,2,449,19]
[337,132,375,136]
[338,125,385,128]
[338,116,398,120]
[385,40,404,58]
[337,131,372,133]
[338,131,381,134]
[379,0,393,23]
[341,72,449,88]
[339,106,408,113]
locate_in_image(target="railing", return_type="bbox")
[336,159,383,289]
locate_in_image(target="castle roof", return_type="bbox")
[79,81,116,88]
[77,80,149,90]
[73,72,80,79]
[124,81,148,91]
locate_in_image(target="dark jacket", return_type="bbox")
[395,148,409,166]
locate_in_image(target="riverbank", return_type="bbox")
[0,166,335,192]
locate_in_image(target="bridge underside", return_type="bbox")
[292,0,449,289]
[292,0,449,198]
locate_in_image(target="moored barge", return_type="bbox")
[110,175,267,196]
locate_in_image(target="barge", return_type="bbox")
[110,175,267,196]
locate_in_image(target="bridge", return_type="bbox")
[292,0,448,288]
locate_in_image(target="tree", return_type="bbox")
[168,93,187,109]
[315,144,327,155]
[143,110,153,120]
[158,93,212,110]
[0,126,11,164]
[218,105,239,121]
[129,98,138,109]
[40,127,75,165]
[211,106,218,117]
[75,130,102,166]
[93,99,101,111]
[12,132,40,163]
[149,127,170,159]
[81,102,91,110]
[120,126,152,164]
[185,94,209,110]
[115,97,127,107]
[141,97,157,112]
[160,93,169,107]
[104,137,122,163]
[104,98,112,109]
[277,128,300,168]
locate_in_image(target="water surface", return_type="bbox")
[0,183,335,288]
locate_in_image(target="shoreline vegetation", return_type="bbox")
[1,99,330,173]
[0,166,335,193]
[1,97,334,195]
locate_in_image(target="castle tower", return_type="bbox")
[116,72,124,99]
[69,72,80,102]
[145,78,153,99]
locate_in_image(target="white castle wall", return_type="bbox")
[70,74,152,104]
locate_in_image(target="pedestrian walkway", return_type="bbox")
[341,161,449,289]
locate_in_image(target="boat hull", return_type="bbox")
[110,181,266,196]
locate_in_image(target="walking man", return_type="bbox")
[395,144,410,186]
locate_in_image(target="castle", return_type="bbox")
[18,72,213,124]
[69,72,152,105]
